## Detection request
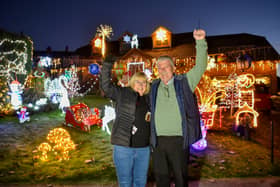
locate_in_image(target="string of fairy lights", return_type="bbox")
[0,38,33,80]
[0,36,33,114]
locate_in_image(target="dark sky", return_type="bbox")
[1,0,279,53]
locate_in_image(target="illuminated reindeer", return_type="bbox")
[102,105,116,135]
[131,34,139,49]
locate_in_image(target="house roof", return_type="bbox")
[119,48,153,61]
[72,32,279,61]
[34,50,78,58]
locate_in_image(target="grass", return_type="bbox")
[0,127,116,184]
[189,130,280,179]
[0,95,279,184]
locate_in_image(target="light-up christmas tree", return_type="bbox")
[0,77,13,115]
[66,65,81,98]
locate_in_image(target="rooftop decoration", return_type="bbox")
[91,36,102,55]
[131,34,139,49]
[96,24,113,57]
[151,26,172,49]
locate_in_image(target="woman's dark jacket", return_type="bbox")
[100,61,150,146]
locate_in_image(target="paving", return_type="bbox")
[1,177,280,187]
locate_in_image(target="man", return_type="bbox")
[150,29,208,187]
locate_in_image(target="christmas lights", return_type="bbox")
[102,105,116,135]
[0,38,31,79]
[96,24,113,57]
[234,103,259,128]
[37,128,75,161]
[8,80,23,110]
[64,103,102,132]
[16,106,30,123]
[131,34,139,49]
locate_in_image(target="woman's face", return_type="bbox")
[133,78,147,96]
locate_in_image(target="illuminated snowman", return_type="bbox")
[8,80,23,110]
[17,106,30,123]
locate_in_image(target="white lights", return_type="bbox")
[156,29,167,41]
[102,105,116,135]
[0,38,31,79]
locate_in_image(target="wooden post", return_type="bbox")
[271,120,274,164]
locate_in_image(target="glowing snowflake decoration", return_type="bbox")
[123,35,131,43]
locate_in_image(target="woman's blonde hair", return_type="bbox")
[128,72,150,95]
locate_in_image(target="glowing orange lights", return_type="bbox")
[234,73,259,128]
[237,73,255,88]
[94,38,102,48]
[234,103,259,128]
[196,86,226,128]
[37,142,52,161]
[238,90,254,108]
[37,128,75,161]
[96,24,113,57]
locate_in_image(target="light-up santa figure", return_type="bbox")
[8,80,23,110]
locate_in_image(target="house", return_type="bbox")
[77,26,279,94]
[39,26,280,94]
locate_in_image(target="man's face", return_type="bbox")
[157,59,174,84]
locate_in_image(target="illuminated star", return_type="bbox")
[156,29,167,41]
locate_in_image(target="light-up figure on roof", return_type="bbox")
[131,34,139,49]
[96,24,113,57]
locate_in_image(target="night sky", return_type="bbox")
[1,0,279,53]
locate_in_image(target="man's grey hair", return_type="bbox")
[156,56,175,69]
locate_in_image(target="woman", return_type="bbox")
[101,60,151,187]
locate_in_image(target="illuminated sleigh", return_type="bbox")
[64,103,102,132]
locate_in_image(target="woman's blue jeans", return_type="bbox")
[113,145,150,187]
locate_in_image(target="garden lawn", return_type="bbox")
[0,95,279,185]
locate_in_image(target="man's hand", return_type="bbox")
[193,29,206,40]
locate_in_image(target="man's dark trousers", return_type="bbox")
[152,136,189,187]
